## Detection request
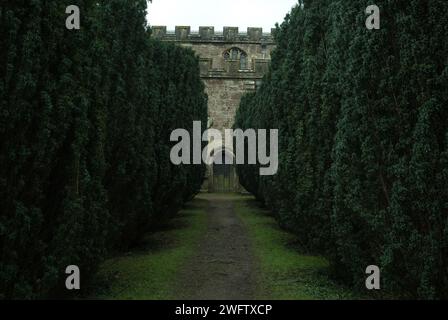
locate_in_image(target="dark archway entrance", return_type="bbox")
[211,150,235,193]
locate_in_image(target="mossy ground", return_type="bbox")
[233,195,361,300]
[90,198,207,300]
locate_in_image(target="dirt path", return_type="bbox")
[176,193,257,300]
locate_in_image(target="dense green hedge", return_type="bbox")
[235,0,448,299]
[0,0,207,299]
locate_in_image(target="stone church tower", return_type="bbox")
[152,26,275,192]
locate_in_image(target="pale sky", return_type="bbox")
[147,0,298,32]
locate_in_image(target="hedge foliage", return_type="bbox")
[235,0,448,299]
[0,0,207,299]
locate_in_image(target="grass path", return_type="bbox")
[90,193,359,300]
[233,195,358,300]
[91,198,208,299]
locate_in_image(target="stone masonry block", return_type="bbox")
[247,28,262,41]
[175,26,191,40]
[223,27,239,41]
[199,26,215,40]
[152,26,167,39]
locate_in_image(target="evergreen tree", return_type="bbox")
[235,0,448,298]
[0,0,207,299]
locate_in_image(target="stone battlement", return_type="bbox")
[151,26,276,43]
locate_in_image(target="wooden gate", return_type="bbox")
[212,162,235,193]
[211,150,235,193]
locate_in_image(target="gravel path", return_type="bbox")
[176,194,257,300]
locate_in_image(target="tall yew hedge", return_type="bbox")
[235,0,448,299]
[0,0,207,299]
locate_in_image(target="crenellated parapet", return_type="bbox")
[151,26,276,44]
[150,25,276,80]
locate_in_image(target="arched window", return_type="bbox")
[231,48,238,60]
[240,53,247,70]
[223,47,249,70]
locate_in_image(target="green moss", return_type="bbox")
[234,195,360,300]
[90,198,207,300]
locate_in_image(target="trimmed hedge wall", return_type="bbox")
[0,1,207,299]
[235,0,448,299]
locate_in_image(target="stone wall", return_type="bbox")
[151,26,276,192]
[204,79,245,131]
